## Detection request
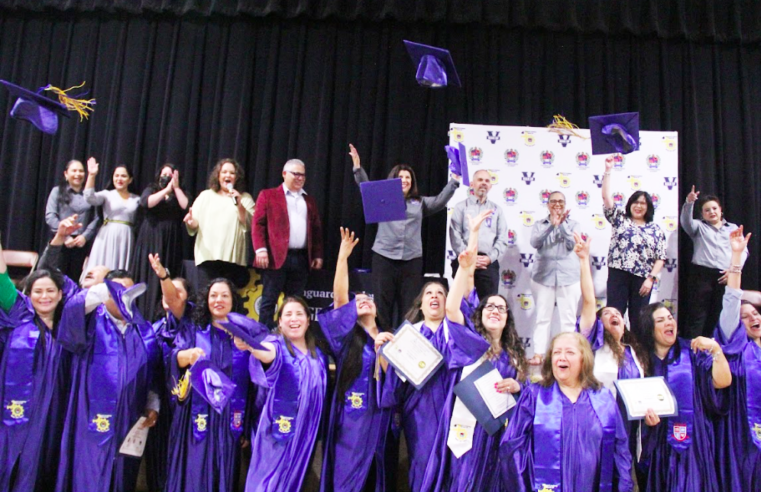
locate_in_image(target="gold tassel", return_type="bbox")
[44,82,96,121]
[171,370,192,401]
[547,114,588,139]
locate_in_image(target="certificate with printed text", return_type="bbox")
[615,376,679,421]
[380,321,445,390]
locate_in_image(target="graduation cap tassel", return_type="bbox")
[547,115,588,139]
[44,82,96,121]
[171,370,192,402]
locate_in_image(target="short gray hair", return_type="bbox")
[283,159,306,172]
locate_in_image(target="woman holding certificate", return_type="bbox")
[708,227,758,491]
[429,209,528,492]
[317,228,396,492]
[500,331,633,491]
[637,287,732,491]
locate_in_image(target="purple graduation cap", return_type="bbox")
[445,142,469,186]
[360,178,407,224]
[218,312,271,351]
[104,279,146,322]
[403,40,462,88]
[0,80,71,134]
[588,112,640,155]
[189,359,236,414]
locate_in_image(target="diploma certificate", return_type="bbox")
[614,376,678,420]
[380,321,445,390]
[119,416,149,457]
[473,368,516,419]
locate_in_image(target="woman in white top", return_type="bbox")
[83,157,140,271]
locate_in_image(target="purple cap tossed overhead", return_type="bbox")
[0,80,70,134]
[588,112,640,155]
[403,41,461,88]
[218,312,271,351]
[445,142,469,186]
[360,178,407,224]
[189,359,236,414]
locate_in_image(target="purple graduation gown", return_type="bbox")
[639,339,726,492]
[164,320,251,492]
[500,382,633,492]
[317,300,396,492]
[377,317,488,492]
[713,303,761,491]
[246,335,328,492]
[54,284,160,492]
[0,277,77,492]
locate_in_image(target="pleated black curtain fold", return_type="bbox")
[0,5,760,297]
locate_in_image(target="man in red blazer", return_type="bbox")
[252,159,323,328]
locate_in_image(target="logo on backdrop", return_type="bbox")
[519,253,535,268]
[521,172,536,185]
[503,188,518,205]
[517,294,534,310]
[591,214,607,230]
[520,211,535,227]
[558,134,572,147]
[647,154,660,171]
[449,127,465,142]
[446,249,456,261]
[592,256,607,270]
[663,177,677,190]
[628,176,642,190]
[540,150,555,167]
[663,299,677,311]
[612,154,625,170]
[662,136,677,151]
[540,190,552,205]
[507,229,517,247]
[613,192,625,208]
[556,173,571,188]
[651,193,661,210]
[663,216,678,232]
[664,258,677,272]
[487,170,499,185]
[592,175,604,188]
[575,190,590,208]
[522,131,536,146]
[501,270,517,288]
[486,131,501,144]
[469,147,483,163]
[505,149,519,166]
[596,298,605,311]
[576,152,590,169]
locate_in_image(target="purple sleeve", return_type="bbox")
[458,288,480,321]
[714,319,747,357]
[693,350,729,417]
[500,384,537,492]
[376,364,407,409]
[0,292,33,327]
[57,287,93,354]
[577,316,605,351]
[316,301,358,357]
[445,316,490,369]
[613,405,634,491]
[249,335,282,388]
[167,324,196,402]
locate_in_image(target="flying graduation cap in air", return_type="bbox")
[0,80,95,134]
[403,41,461,88]
[588,112,640,155]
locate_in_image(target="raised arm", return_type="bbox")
[575,233,597,336]
[679,185,700,236]
[718,226,752,340]
[422,177,460,216]
[349,144,369,185]
[446,209,493,325]
[148,253,186,320]
[333,228,359,308]
[84,156,99,193]
[601,157,614,209]
[39,214,84,272]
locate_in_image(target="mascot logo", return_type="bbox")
[487,170,499,185]
[522,131,536,146]
[662,136,677,151]
[517,294,534,310]
[576,152,590,169]
[505,148,519,166]
[446,249,456,261]
[664,177,677,190]
[501,270,517,288]
[520,253,535,268]
[469,147,483,163]
[540,150,555,167]
[575,190,589,208]
[558,134,571,147]
[240,270,266,321]
[592,256,607,271]
[503,188,518,205]
[486,131,501,144]
[647,154,660,171]
[663,216,678,232]
[592,175,604,189]
[595,298,605,311]
[627,176,642,190]
[613,192,625,208]
[591,214,607,230]
[540,189,552,205]
[507,229,517,247]
[449,127,465,142]
[521,172,535,185]
[664,258,677,273]
[520,211,535,227]
[612,153,625,170]
[556,173,571,188]
[651,193,660,210]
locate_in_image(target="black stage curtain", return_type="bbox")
[0,8,760,301]
[2,0,761,42]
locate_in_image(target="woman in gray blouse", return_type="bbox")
[44,159,100,282]
[349,144,460,327]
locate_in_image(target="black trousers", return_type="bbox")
[606,267,649,339]
[682,264,725,339]
[196,260,250,293]
[259,250,310,329]
[450,256,500,301]
[371,253,423,329]
[58,239,91,283]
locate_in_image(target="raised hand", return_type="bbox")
[686,185,700,204]
[573,232,591,260]
[348,144,361,169]
[58,214,83,238]
[551,209,571,227]
[171,170,180,190]
[467,209,494,233]
[148,253,168,279]
[183,208,196,228]
[729,225,751,253]
[87,156,99,175]
[604,156,615,172]
[338,227,360,260]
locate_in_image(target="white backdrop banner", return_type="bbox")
[444,123,679,356]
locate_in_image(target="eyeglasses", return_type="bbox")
[484,303,507,314]
[548,200,565,205]
[288,171,306,178]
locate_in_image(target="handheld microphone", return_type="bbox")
[226,183,238,205]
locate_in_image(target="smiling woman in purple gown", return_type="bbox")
[317,228,396,492]
[501,331,633,492]
[243,296,328,492]
[636,290,732,491]
[0,219,78,492]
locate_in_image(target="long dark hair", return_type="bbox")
[404,281,448,325]
[56,159,85,208]
[106,165,137,194]
[153,163,178,188]
[596,306,650,375]
[191,277,245,327]
[336,304,385,400]
[624,191,655,223]
[207,158,246,193]
[21,269,66,329]
[471,295,528,382]
[387,164,420,200]
[277,296,319,359]
[639,302,677,376]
